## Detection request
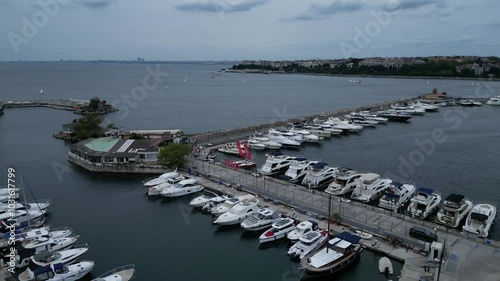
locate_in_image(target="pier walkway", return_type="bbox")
[189,159,500,281]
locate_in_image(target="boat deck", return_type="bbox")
[187,159,500,281]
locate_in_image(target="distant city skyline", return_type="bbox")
[1,0,499,61]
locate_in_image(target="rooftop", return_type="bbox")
[84,137,120,152]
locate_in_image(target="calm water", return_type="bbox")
[1,63,499,280]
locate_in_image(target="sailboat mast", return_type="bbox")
[20,174,31,229]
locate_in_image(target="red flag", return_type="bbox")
[244,142,251,160]
[236,140,245,158]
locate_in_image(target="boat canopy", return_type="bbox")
[311,162,328,170]
[293,157,307,161]
[335,231,361,244]
[33,265,53,275]
[417,187,434,194]
[391,182,403,188]
[445,194,465,203]
[383,192,400,199]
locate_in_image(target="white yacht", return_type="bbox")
[317,124,344,135]
[251,135,282,149]
[217,142,241,155]
[210,195,253,216]
[213,197,260,225]
[281,159,319,183]
[288,128,322,143]
[143,170,180,187]
[287,220,318,242]
[25,245,89,268]
[91,264,136,281]
[355,111,388,123]
[486,96,500,105]
[22,236,78,253]
[259,154,295,176]
[378,182,416,212]
[147,176,186,196]
[161,178,204,198]
[241,208,281,231]
[270,128,305,144]
[18,261,95,281]
[189,190,228,208]
[350,173,392,202]
[301,163,338,189]
[410,101,440,112]
[2,209,46,228]
[463,204,497,238]
[325,168,362,196]
[287,230,329,260]
[406,188,441,219]
[247,139,266,150]
[435,194,473,228]
[266,131,301,147]
[259,218,296,244]
[0,200,51,213]
[302,125,334,137]
[324,118,363,133]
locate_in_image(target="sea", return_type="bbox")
[0,62,499,281]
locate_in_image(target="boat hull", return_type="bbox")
[303,247,362,277]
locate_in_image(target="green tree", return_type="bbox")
[158,143,191,169]
[89,97,100,110]
[129,132,144,139]
[74,113,104,140]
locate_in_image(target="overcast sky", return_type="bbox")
[0,0,498,61]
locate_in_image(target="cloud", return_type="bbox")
[75,0,118,9]
[175,0,268,13]
[287,0,449,21]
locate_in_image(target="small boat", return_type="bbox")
[473,101,483,106]
[287,230,329,260]
[406,187,441,219]
[18,260,95,281]
[147,176,186,196]
[259,218,296,244]
[301,232,363,277]
[189,190,228,208]
[435,193,473,228]
[91,264,136,281]
[355,230,373,240]
[23,245,89,268]
[462,203,497,238]
[241,208,281,231]
[287,220,318,242]
[143,170,180,187]
[40,89,44,94]
[213,196,260,225]
[161,178,204,198]
[486,96,500,105]
[378,257,393,276]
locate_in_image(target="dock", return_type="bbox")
[186,157,500,281]
[2,99,117,115]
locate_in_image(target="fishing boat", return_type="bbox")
[91,264,136,281]
[435,194,473,228]
[462,203,497,238]
[301,232,363,277]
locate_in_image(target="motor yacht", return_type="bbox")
[23,244,89,268]
[161,178,204,198]
[91,264,136,281]
[486,96,500,105]
[302,125,333,137]
[213,196,260,225]
[435,194,473,228]
[18,261,95,281]
[378,182,416,212]
[210,195,253,216]
[189,190,228,208]
[0,200,51,213]
[287,220,318,242]
[288,128,322,143]
[281,159,319,183]
[376,111,412,122]
[287,230,329,260]
[266,131,301,147]
[409,101,440,112]
[217,143,242,155]
[301,232,362,277]
[350,173,392,202]
[247,139,266,150]
[147,176,186,196]
[324,118,363,133]
[21,236,78,254]
[241,208,281,231]
[302,163,338,189]
[259,153,296,176]
[251,135,282,149]
[462,204,496,237]
[406,188,441,219]
[2,209,46,228]
[355,112,388,123]
[316,124,344,136]
[270,128,305,144]
[259,218,296,244]
[143,170,179,187]
[324,168,361,196]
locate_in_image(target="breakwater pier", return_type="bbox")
[2,99,117,114]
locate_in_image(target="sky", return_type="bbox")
[0,0,499,61]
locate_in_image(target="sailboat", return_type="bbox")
[40,89,44,95]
